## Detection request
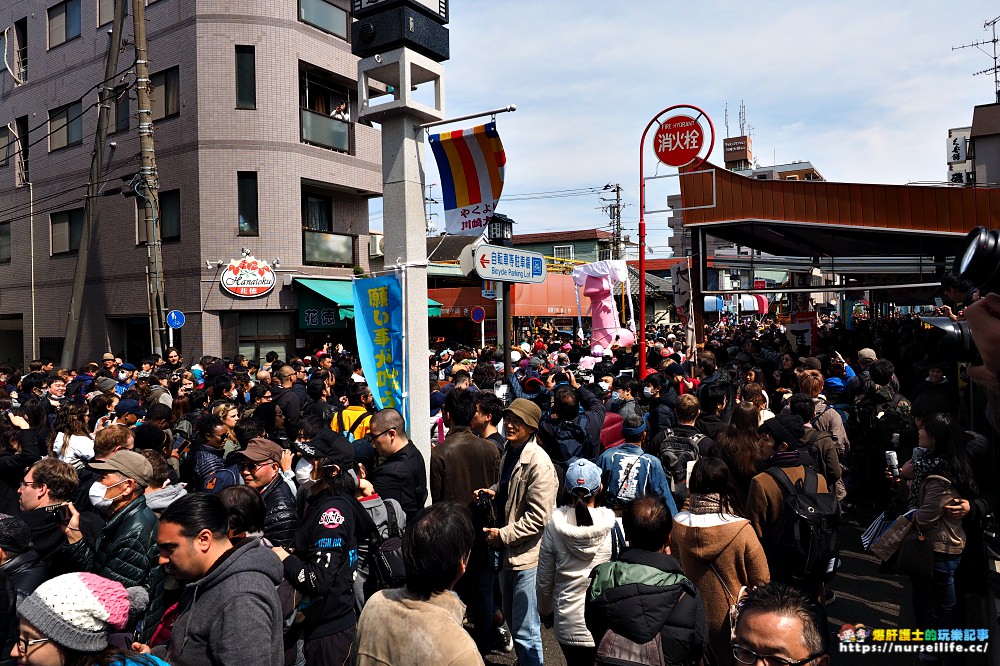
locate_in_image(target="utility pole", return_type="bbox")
[61,0,126,368]
[601,183,623,259]
[133,0,167,356]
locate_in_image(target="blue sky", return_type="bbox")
[368,2,1000,257]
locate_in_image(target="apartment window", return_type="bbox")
[235,46,256,109]
[111,85,129,133]
[598,248,612,261]
[553,245,575,260]
[0,222,9,263]
[98,0,114,26]
[49,0,82,48]
[51,208,85,254]
[0,127,8,167]
[303,193,332,231]
[49,101,83,151]
[299,65,349,152]
[150,67,180,121]
[299,0,348,39]
[237,172,258,235]
[137,189,180,242]
[302,189,352,266]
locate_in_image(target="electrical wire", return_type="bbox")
[2,63,137,163]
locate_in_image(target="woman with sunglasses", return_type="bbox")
[11,572,167,666]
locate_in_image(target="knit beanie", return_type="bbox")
[762,414,805,450]
[18,573,149,652]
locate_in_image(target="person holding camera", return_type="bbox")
[430,389,500,655]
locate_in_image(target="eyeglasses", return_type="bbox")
[369,428,392,441]
[261,394,273,400]
[17,637,51,654]
[732,644,824,666]
[238,461,269,472]
[19,480,41,488]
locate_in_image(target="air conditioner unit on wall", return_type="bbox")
[369,234,385,257]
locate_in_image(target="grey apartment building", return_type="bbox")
[0,0,380,368]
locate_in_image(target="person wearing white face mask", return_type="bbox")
[59,450,165,643]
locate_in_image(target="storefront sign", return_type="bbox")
[353,275,404,410]
[221,255,276,298]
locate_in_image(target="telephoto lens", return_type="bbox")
[954,226,1000,295]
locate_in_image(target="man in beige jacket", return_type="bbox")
[478,398,558,666]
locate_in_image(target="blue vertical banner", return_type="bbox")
[353,275,404,410]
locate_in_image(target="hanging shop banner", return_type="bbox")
[429,121,506,236]
[353,275,404,410]
[221,255,276,298]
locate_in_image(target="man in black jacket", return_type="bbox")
[585,495,708,664]
[368,408,428,521]
[271,365,302,443]
[62,450,164,642]
[0,515,49,596]
[17,458,103,575]
[537,374,605,476]
[234,438,297,547]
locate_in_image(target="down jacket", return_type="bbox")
[65,496,164,642]
[536,506,616,647]
[259,475,297,548]
[152,538,284,666]
[585,549,708,664]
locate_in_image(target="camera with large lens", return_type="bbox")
[919,226,1000,362]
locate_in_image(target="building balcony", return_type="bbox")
[300,108,349,153]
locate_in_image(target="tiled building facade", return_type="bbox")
[0,0,380,367]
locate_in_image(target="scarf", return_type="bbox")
[686,492,726,516]
[908,453,944,510]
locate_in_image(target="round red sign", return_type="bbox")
[653,115,704,167]
[221,256,276,298]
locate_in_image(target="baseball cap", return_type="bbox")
[564,459,602,498]
[233,438,283,464]
[858,348,877,362]
[114,399,146,417]
[102,353,115,362]
[798,356,822,371]
[504,398,541,430]
[88,450,154,487]
[315,351,330,359]
[298,429,354,468]
[119,363,136,372]
[439,348,453,358]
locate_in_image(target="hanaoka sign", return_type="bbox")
[221,255,276,298]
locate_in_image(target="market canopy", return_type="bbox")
[295,278,441,319]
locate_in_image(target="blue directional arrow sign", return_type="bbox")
[472,244,547,284]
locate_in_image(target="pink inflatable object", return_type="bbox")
[584,274,635,350]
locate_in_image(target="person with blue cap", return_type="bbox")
[536,458,619,664]
[595,415,676,517]
[114,364,137,397]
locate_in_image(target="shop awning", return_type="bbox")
[295,278,441,319]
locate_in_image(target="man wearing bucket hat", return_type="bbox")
[475,398,557,666]
[61,450,164,642]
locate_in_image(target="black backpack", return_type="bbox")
[765,467,840,582]
[368,504,406,592]
[544,412,593,464]
[657,429,705,503]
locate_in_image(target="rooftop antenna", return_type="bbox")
[953,15,1000,103]
[724,103,730,137]
[739,100,746,136]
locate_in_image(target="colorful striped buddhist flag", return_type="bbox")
[429,122,506,236]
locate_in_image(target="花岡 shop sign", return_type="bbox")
[220,255,276,298]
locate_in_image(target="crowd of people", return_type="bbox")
[1,280,999,666]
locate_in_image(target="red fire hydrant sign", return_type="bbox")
[653,115,704,167]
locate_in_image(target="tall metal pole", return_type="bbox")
[133,0,166,356]
[61,0,126,368]
[502,281,512,392]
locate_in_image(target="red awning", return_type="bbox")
[428,274,585,318]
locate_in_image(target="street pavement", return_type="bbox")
[481,522,990,666]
